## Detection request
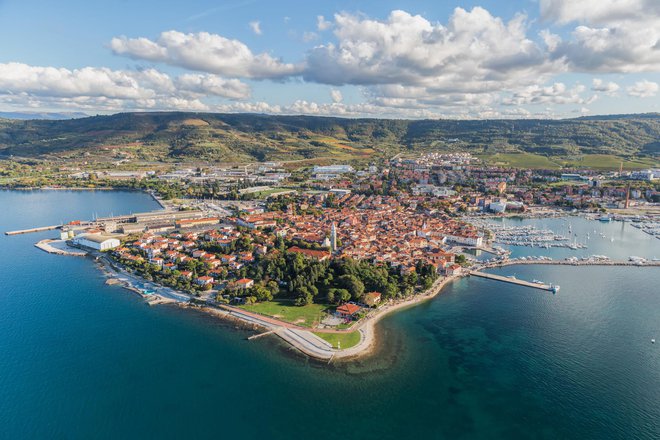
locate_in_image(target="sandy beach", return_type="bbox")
[330,274,461,359]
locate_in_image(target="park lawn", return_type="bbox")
[313,331,362,350]
[240,300,329,328]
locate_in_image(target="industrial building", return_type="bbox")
[73,234,121,251]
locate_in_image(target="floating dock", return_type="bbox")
[469,270,558,292]
[5,224,62,235]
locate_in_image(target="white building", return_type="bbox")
[412,184,456,198]
[630,169,658,181]
[313,165,355,180]
[446,234,483,247]
[313,165,355,174]
[73,234,121,251]
[489,201,507,213]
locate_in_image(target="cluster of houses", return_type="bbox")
[112,225,262,291]
[268,194,468,276]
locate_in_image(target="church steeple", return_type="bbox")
[330,222,337,253]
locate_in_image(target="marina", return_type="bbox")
[469,218,588,249]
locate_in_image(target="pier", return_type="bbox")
[469,270,557,292]
[5,224,61,235]
[483,259,660,268]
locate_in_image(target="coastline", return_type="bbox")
[24,196,658,362]
[92,255,660,361]
[180,273,463,362]
[330,274,461,360]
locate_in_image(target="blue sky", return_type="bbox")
[0,0,658,118]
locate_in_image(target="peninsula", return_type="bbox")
[6,148,659,360]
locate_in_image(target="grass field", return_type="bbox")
[240,300,329,328]
[479,153,562,169]
[558,154,657,170]
[479,153,658,170]
[313,331,362,349]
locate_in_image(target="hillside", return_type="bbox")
[0,112,658,164]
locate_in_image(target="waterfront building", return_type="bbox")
[489,200,507,213]
[363,292,382,307]
[446,234,483,246]
[73,234,121,251]
[335,303,361,319]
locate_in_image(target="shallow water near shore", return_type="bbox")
[1,190,659,439]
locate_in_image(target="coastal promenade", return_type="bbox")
[198,274,462,361]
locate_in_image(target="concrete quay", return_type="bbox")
[6,224,61,235]
[34,239,87,256]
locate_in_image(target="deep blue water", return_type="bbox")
[1,190,659,439]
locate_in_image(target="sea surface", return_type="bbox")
[1,190,659,440]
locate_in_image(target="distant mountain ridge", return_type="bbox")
[0,111,89,120]
[0,111,658,161]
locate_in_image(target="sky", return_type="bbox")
[0,0,659,119]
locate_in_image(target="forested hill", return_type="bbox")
[0,112,658,162]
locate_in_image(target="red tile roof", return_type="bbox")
[336,303,360,315]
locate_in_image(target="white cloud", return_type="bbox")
[591,78,619,94]
[304,9,560,96]
[317,15,332,31]
[539,29,561,51]
[302,31,318,42]
[0,62,251,112]
[540,0,660,25]
[3,5,658,118]
[503,82,596,106]
[542,0,660,73]
[249,21,262,36]
[627,80,659,98]
[111,30,302,79]
[175,74,251,100]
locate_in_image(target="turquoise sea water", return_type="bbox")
[1,190,659,439]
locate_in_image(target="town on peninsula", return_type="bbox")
[4,146,659,360]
